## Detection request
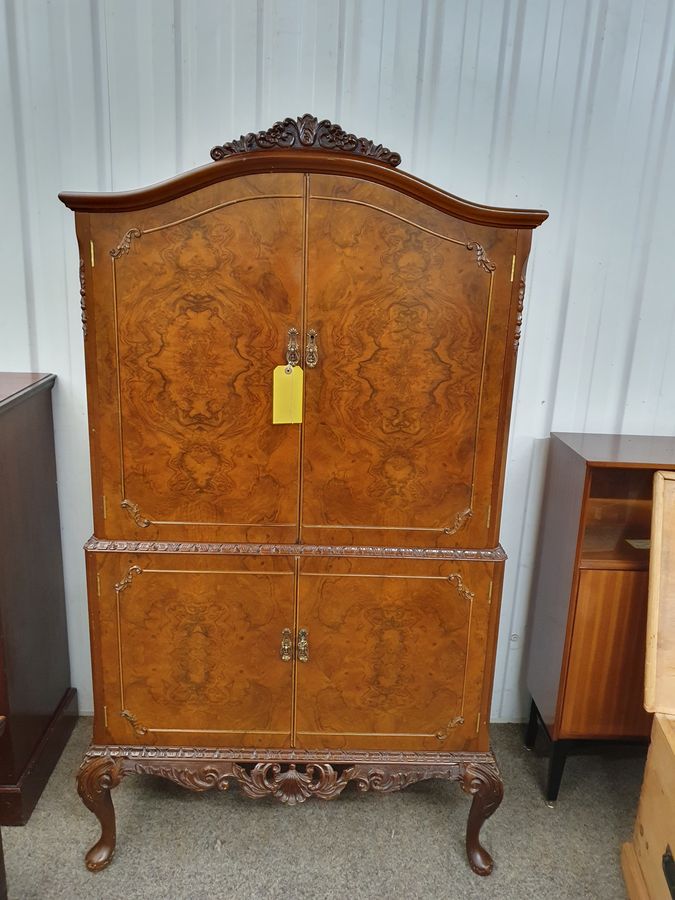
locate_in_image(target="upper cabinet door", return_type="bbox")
[301,176,519,548]
[88,174,304,543]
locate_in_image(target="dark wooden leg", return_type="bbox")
[462,758,504,876]
[546,740,568,803]
[524,699,539,750]
[77,753,124,872]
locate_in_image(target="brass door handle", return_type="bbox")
[286,328,300,367]
[280,628,293,662]
[297,628,309,662]
[305,329,318,368]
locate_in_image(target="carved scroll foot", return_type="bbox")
[462,758,504,876]
[77,753,124,872]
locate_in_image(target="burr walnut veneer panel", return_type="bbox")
[86,174,303,544]
[88,551,295,749]
[295,558,494,751]
[302,176,517,549]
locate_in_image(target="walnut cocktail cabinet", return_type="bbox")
[60,115,547,876]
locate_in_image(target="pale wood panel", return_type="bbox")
[627,715,675,900]
[560,569,653,739]
[645,471,675,715]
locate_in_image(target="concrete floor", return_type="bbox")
[2,719,644,899]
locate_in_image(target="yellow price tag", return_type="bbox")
[272,365,303,424]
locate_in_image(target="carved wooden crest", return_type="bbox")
[210,114,401,167]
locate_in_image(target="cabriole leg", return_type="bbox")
[462,758,504,876]
[77,753,124,872]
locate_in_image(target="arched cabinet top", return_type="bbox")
[59,114,548,229]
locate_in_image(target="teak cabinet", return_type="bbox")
[60,115,547,876]
[525,432,675,801]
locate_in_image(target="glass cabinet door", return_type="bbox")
[580,466,653,568]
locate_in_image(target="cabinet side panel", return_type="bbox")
[525,436,587,735]
[0,387,72,779]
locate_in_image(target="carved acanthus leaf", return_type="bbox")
[353,767,447,792]
[133,764,230,792]
[466,242,496,273]
[110,228,142,259]
[232,763,354,805]
[443,507,473,536]
[114,565,142,593]
[210,114,401,168]
[461,759,504,820]
[79,259,87,337]
[447,573,475,603]
[120,709,148,736]
[514,275,525,350]
[77,755,125,806]
[121,499,151,528]
[435,715,466,741]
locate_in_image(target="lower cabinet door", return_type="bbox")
[88,551,295,748]
[294,558,494,752]
[561,568,653,739]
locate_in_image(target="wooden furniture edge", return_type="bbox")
[0,688,78,825]
[552,461,593,739]
[645,470,673,713]
[621,841,650,900]
[0,374,55,416]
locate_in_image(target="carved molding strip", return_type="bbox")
[210,114,401,168]
[84,536,507,562]
[79,259,87,337]
[132,762,230,791]
[514,275,525,350]
[121,499,151,528]
[465,242,496,273]
[86,743,495,766]
[110,227,142,259]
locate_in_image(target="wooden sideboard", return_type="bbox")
[60,114,547,875]
[524,432,675,801]
[0,373,77,824]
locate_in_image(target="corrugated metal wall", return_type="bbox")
[1,0,674,718]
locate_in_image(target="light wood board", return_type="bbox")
[646,472,675,714]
